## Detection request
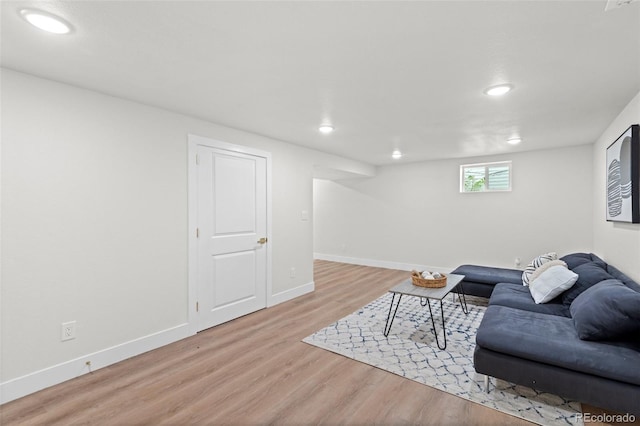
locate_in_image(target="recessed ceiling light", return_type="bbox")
[484,84,513,97]
[507,137,522,145]
[318,125,334,134]
[391,150,403,160]
[19,9,72,34]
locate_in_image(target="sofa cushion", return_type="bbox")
[476,305,640,385]
[489,283,569,316]
[450,264,522,285]
[522,252,558,286]
[453,281,494,299]
[606,264,640,293]
[529,265,578,304]
[561,262,614,306]
[570,279,640,341]
[560,252,607,270]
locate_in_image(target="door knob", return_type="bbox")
[257,237,268,244]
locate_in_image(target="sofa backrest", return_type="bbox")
[606,264,640,293]
[559,252,640,300]
[560,252,606,270]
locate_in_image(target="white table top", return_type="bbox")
[388,273,466,301]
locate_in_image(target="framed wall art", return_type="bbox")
[606,124,640,223]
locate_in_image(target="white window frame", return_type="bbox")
[459,161,512,193]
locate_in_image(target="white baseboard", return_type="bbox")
[268,281,314,307]
[314,253,454,274]
[0,323,192,404]
[1,281,316,404]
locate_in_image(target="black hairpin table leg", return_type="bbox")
[426,299,447,350]
[458,283,469,314]
[383,293,402,337]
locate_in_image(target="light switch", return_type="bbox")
[301,210,309,221]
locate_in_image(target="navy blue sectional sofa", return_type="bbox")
[456,253,640,415]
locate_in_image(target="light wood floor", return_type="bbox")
[0,261,630,425]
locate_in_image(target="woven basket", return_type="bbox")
[411,270,447,288]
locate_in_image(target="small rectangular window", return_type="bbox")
[460,161,511,193]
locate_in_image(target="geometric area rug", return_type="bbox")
[303,292,583,426]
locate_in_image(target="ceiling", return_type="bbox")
[2,1,639,166]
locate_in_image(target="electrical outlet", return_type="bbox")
[515,257,521,268]
[290,267,296,278]
[61,321,76,341]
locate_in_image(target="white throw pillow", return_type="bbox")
[529,265,578,304]
[528,259,567,282]
[522,252,558,286]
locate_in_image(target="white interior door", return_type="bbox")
[194,141,268,331]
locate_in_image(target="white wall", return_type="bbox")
[4,66,634,402]
[593,91,640,282]
[0,69,371,401]
[314,145,594,271]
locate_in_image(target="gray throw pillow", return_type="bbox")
[562,262,613,306]
[570,279,640,341]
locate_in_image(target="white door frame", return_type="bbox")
[187,134,272,335]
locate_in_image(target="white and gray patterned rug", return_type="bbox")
[303,292,583,426]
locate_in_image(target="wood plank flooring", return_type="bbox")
[0,261,630,425]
